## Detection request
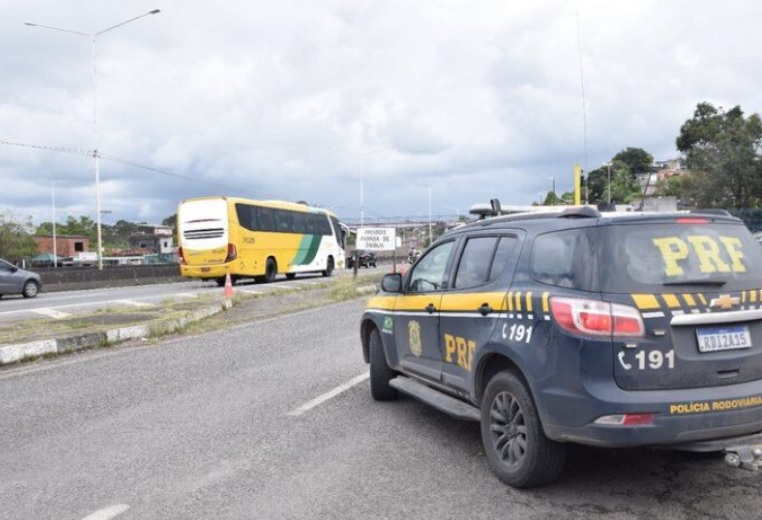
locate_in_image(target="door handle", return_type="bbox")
[478,303,493,316]
[425,303,436,314]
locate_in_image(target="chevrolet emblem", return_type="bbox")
[709,294,740,310]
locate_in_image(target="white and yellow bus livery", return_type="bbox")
[178,197,346,284]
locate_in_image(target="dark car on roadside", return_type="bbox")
[360,207,762,488]
[0,259,42,298]
[347,250,378,269]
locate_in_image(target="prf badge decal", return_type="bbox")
[408,320,422,357]
[382,316,394,334]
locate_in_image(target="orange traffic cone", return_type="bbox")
[224,271,234,299]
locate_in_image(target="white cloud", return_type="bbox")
[2,0,762,226]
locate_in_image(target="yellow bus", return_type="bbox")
[177,197,347,284]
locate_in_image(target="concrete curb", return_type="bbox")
[0,299,233,366]
[356,284,378,296]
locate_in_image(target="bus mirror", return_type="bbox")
[381,273,402,293]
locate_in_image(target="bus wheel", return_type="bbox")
[322,257,334,277]
[264,258,277,283]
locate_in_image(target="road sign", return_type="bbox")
[356,227,396,251]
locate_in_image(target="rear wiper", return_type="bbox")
[663,279,727,287]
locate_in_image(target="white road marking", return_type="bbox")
[116,299,153,308]
[81,504,130,520]
[262,284,290,290]
[287,373,369,416]
[175,292,199,298]
[235,288,263,295]
[30,308,71,319]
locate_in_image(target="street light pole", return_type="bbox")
[335,145,390,227]
[428,186,432,245]
[25,9,161,270]
[51,182,58,268]
[360,153,364,227]
[607,163,612,204]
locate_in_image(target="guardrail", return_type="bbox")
[36,264,183,293]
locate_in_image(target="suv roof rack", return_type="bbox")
[689,209,733,217]
[559,206,601,219]
[469,206,602,226]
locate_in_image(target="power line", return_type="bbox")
[99,152,280,198]
[0,138,90,157]
[0,137,285,200]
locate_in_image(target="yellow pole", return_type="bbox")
[574,164,582,205]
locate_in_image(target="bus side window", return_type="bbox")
[247,205,259,231]
[274,209,292,233]
[305,214,317,235]
[292,212,306,234]
[318,215,331,235]
[235,204,254,231]
[257,207,275,232]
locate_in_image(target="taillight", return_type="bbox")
[594,413,655,426]
[225,243,237,263]
[676,217,708,224]
[178,247,186,265]
[550,297,645,338]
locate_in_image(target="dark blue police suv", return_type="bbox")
[360,207,762,487]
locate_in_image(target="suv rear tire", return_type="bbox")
[369,328,398,401]
[480,371,565,488]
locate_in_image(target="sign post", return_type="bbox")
[356,227,397,277]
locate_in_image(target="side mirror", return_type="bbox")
[380,273,403,293]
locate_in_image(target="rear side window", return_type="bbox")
[530,229,594,290]
[453,236,519,289]
[454,237,497,289]
[490,236,519,280]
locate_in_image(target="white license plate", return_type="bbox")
[696,326,752,353]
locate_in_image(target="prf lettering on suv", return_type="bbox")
[360,206,762,488]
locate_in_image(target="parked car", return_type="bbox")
[0,259,42,298]
[361,207,762,488]
[347,250,378,268]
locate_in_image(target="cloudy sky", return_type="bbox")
[2,0,760,227]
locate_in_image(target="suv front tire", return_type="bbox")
[369,328,398,401]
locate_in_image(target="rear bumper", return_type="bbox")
[544,406,762,448]
[180,264,228,279]
[539,379,762,449]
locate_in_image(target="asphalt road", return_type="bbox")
[1,298,760,520]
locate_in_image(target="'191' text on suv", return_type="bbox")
[360,207,762,487]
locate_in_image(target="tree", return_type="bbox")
[586,166,607,203]
[655,174,685,198]
[162,214,177,228]
[0,213,38,262]
[542,192,562,205]
[58,215,96,238]
[676,102,762,208]
[613,147,653,174]
[585,161,640,205]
